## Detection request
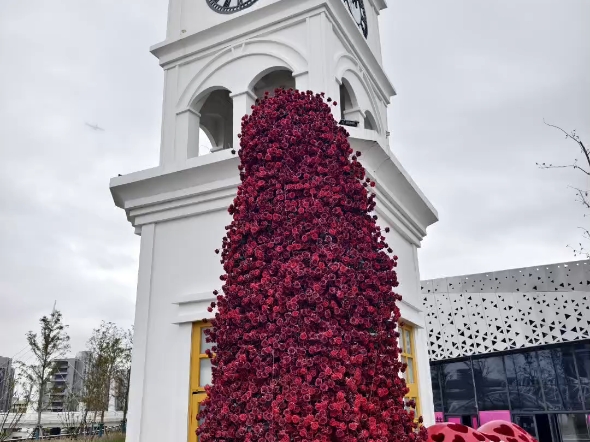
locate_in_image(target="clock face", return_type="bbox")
[206,0,259,14]
[343,0,368,38]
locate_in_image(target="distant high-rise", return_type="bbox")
[0,356,15,412]
[46,352,90,412]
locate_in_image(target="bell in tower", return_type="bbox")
[110,1,437,441]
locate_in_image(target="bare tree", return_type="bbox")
[538,121,590,258]
[20,309,70,439]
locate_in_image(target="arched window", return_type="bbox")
[197,89,234,154]
[364,110,377,131]
[339,78,365,127]
[198,129,213,155]
[252,69,295,99]
[339,79,358,121]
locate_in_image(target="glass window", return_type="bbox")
[556,414,590,442]
[514,415,538,440]
[440,360,477,414]
[574,343,590,410]
[404,397,418,413]
[407,359,415,384]
[190,322,215,442]
[538,349,563,410]
[431,364,444,413]
[551,347,584,411]
[404,330,412,355]
[198,403,206,427]
[472,355,509,411]
[505,353,545,412]
[199,359,212,388]
[399,325,420,415]
[200,327,214,353]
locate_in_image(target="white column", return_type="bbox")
[293,71,310,91]
[307,12,342,123]
[411,245,435,427]
[175,108,201,161]
[415,326,435,427]
[170,323,193,442]
[229,90,256,151]
[126,223,155,442]
[160,67,180,167]
[306,14,328,94]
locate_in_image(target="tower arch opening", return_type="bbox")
[198,128,214,155]
[196,88,234,154]
[251,69,295,99]
[339,77,367,128]
[364,110,377,131]
[339,78,359,121]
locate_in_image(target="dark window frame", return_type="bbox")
[430,339,590,420]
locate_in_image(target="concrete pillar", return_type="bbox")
[293,71,310,91]
[159,67,179,167]
[175,108,201,160]
[229,90,256,151]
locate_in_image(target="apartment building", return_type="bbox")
[0,356,15,412]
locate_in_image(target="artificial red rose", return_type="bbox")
[197,89,419,442]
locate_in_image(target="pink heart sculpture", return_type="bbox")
[427,423,492,442]
[478,421,538,442]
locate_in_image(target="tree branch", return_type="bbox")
[568,186,590,209]
[536,160,590,175]
[544,119,590,173]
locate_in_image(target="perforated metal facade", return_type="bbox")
[422,260,590,361]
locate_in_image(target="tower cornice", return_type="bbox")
[109,136,437,245]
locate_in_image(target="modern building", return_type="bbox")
[110,1,439,441]
[46,352,89,412]
[0,356,15,412]
[10,399,28,414]
[423,260,590,442]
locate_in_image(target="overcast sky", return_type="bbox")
[0,0,588,359]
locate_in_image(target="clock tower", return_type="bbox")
[110,1,438,441]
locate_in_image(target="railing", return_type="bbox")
[5,424,123,441]
[0,412,124,429]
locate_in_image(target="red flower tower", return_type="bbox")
[198,89,425,442]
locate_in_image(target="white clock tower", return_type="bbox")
[110,1,438,441]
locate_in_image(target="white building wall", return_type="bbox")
[423,260,590,362]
